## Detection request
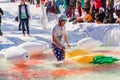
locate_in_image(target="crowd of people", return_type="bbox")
[10,0,120,22]
[10,0,120,24]
[43,0,120,24]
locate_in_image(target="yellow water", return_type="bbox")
[0,47,120,80]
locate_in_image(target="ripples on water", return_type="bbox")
[0,51,120,80]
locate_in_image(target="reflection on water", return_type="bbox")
[0,51,120,80]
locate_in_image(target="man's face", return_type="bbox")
[59,20,67,27]
[21,0,25,5]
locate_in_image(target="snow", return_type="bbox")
[0,2,120,80]
[0,2,120,51]
[77,37,102,49]
[18,41,49,56]
[0,0,9,1]
[0,46,29,64]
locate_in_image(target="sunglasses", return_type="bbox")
[61,20,67,22]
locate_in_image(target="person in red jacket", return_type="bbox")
[94,0,103,13]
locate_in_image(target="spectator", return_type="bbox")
[103,6,115,23]
[0,7,3,36]
[45,1,52,15]
[72,8,87,24]
[84,0,91,12]
[18,0,31,36]
[76,0,82,17]
[95,7,105,23]
[114,2,120,23]
[94,0,103,13]
[68,0,77,21]
[90,0,96,21]
[52,2,59,14]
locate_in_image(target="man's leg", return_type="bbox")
[25,18,30,36]
[21,19,26,36]
[18,21,21,31]
[0,23,2,36]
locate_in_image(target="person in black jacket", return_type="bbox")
[103,6,115,23]
[18,0,31,36]
[0,7,4,36]
[95,7,105,23]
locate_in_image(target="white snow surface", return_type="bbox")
[0,2,120,51]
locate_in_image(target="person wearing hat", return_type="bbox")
[95,7,105,23]
[51,15,71,64]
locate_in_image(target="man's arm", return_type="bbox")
[63,32,71,48]
[26,5,31,19]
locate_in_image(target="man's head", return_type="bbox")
[58,15,67,27]
[20,0,25,5]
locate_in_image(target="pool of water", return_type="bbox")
[0,47,120,80]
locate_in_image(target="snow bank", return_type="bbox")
[77,37,102,49]
[1,46,29,64]
[102,28,120,46]
[83,23,120,46]
[0,37,15,51]
[18,41,49,56]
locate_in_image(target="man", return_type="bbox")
[114,1,120,23]
[0,7,4,36]
[51,15,71,63]
[18,0,31,36]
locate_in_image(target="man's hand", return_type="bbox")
[67,43,71,48]
[61,46,66,50]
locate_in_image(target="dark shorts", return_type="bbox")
[51,43,65,61]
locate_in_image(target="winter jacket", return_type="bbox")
[18,4,30,20]
[94,0,102,9]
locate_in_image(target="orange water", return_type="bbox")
[0,50,120,80]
